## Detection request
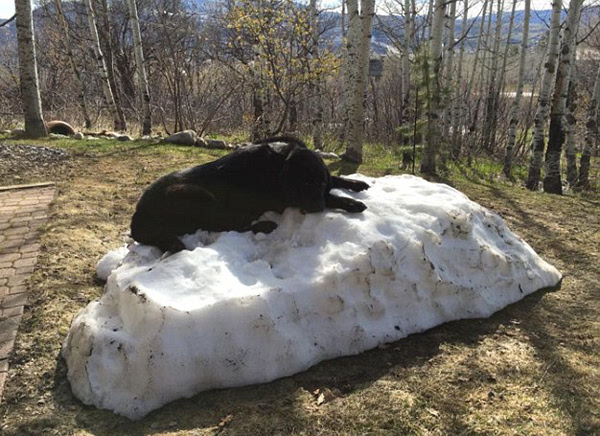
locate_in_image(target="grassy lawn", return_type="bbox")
[0,136,598,435]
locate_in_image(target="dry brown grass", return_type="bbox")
[0,138,598,435]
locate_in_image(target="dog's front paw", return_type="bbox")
[251,220,278,234]
[352,180,370,191]
[344,199,367,213]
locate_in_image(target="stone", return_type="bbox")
[73,132,84,140]
[206,139,229,149]
[315,150,340,160]
[117,135,132,142]
[49,133,68,139]
[164,130,197,146]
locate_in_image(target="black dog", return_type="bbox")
[131,137,369,252]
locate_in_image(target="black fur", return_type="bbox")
[131,136,369,252]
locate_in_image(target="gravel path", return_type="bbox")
[0,144,71,184]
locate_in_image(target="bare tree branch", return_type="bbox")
[0,14,15,28]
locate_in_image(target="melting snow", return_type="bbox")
[62,175,561,419]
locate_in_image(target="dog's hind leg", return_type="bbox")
[330,175,370,192]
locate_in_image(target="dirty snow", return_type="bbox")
[62,175,561,419]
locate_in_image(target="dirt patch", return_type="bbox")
[0,142,598,435]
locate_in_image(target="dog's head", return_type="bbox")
[279,147,330,213]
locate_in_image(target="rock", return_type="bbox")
[165,130,197,146]
[11,128,25,136]
[86,136,100,140]
[49,133,69,139]
[73,132,84,140]
[117,135,132,142]
[194,138,207,148]
[46,120,76,136]
[315,150,340,160]
[206,139,229,149]
[1,130,11,134]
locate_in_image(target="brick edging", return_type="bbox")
[0,184,55,404]
[0,182,55,192]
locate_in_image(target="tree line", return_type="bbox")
[1,0,599,192]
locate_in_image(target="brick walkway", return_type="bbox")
[0,183,54,403]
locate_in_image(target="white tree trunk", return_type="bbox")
[126,0,152,135]
[421,0,446,174]
[497,0,516,97]
[442,0,456,139]
[451,0,468,157]
[15,0,46,138]
[578,61,600,189]
[462,0,488,161]
[401,0,413,117]
[564,82,578,187]
[543,0,582,194]
[503,0,530,177]
[54,0,92,129]
[525,0,562,190]
[309,0,323,149]
[342,0,358,138]
[482,0,503,151]
[84,0,123,131]
[343,0,375,163]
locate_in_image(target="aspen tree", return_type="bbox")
[343,0,376,163]
[83,0,124,131]
[15,0,47,138]
[421,0,446,174]
[54,0,92,129]
[309,0,323,149]
[126,0,152,135]
[503,0,530,177]
[525,0,562,191]
[543,0,582,194]
[578,61,600,190]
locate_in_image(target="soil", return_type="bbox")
[0,140,598,435]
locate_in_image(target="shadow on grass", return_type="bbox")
[34,284,565,436]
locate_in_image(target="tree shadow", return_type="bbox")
[35,283,565,436]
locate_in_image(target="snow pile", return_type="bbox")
[62,175,561,419]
